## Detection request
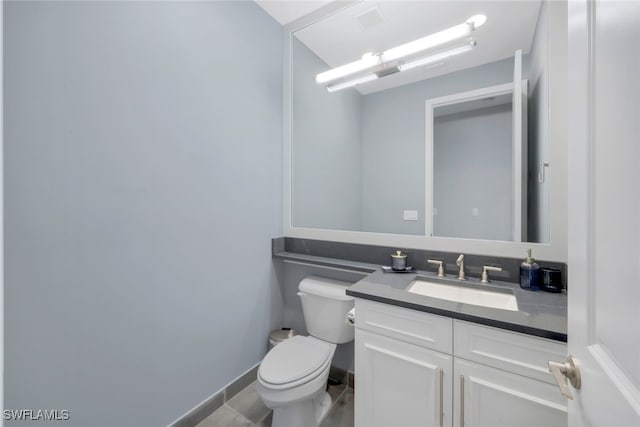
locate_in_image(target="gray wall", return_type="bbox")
[527,0,550,243]
[291,37,363,231]
[361,58,516,235]
[4,2,282,426]
[433,104,513,241]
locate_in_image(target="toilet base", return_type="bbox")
[271,390,332,427]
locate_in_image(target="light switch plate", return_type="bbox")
[403,210,419,221]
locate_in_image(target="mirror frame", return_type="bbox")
[283,0,567,262]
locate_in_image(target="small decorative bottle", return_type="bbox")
[520,249,540,291]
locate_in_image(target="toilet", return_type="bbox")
[257,276,354,427]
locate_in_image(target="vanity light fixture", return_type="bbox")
[316,52,381,85]
[398,39,477,72]
[315,14,487,86]
[383,15,485,62]
[325,40,477,93]
[326,73,378,92]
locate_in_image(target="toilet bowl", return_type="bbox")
[257,276,354,427]
[257,336,335,425]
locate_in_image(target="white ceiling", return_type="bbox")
[292,1,542,94]
[254,0,334,25]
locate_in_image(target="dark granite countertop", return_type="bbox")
[274,250,567,342]
[347,269,567,342]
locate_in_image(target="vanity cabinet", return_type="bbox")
[354,299,568,427]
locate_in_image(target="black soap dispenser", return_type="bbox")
[520,249,540,291]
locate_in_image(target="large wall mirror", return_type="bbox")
[285,0,567,261]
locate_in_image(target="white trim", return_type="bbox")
[426,83,514,110]
[425,99,433,237]
[512,50,523,242]
[585,0,597,345]
[589,344,640,417]
[283,21,292,236]
[519,80,528,242]
[1,2,5,423]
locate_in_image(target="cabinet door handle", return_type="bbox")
[459,375,465,427]
[438,368,444,427]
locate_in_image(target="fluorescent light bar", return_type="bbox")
[315,53,381,84]
[467,14,487,28]
[326,73,378,93]
[383,23,470,62]
[315,15,486,85]
[398,40,477,72]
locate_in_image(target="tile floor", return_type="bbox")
[196,380,354,427]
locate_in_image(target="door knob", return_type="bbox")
[548,355,581,399]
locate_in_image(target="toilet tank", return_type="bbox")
[298,276,355,344]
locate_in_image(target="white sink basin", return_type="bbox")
[407,280,519,311]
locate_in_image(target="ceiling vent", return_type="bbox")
[356,7,383,30]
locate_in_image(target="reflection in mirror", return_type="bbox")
[291,1,550,243]
[429,83,522,242]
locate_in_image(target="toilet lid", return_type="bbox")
[259,336,331,386]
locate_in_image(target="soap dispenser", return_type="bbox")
[520,249,540,291]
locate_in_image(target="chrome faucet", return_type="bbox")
[427,259,445,277]
[481,265,503,283]
[456,254,467,280]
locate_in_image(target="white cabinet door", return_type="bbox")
[453,320,567,385]
[355,328,453,427]
[454,359,567,427]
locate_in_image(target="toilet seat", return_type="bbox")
[259,336,333,390]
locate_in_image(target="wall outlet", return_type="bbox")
[403,210,419,221]
[472,207,480,216]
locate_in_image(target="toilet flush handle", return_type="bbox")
[345,308,356,326]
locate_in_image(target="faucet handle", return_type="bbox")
[456,254,466,280]
[427,259,445,277]
[481,265,502,283]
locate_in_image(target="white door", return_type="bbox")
[355,329,453,427]
[564,0,640,426]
